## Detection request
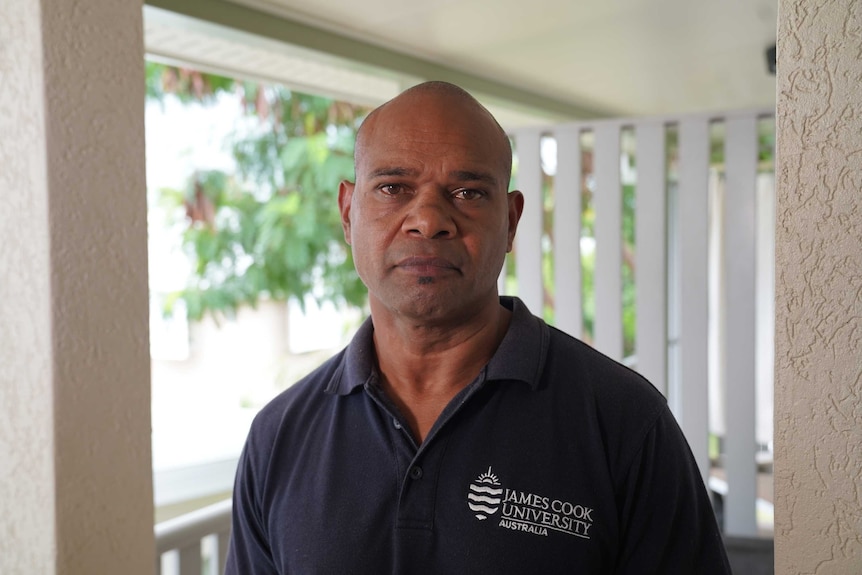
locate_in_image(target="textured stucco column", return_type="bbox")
[774,0,862,573]
[0,0,154,573]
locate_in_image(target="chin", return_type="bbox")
[374,291,449,321]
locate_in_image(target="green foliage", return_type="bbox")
[147,62,370,322]
[621,183,636,358]
[581,248,596,341]
[145,61,234,104]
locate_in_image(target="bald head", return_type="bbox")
[337,80,524,329]
[356,82,513,182]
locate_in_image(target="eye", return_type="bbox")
[452,188,484,200]
[379,183,406,196]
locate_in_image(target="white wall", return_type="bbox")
[0,1,55,571]
[775,0,862,571]
[0,0,154,573]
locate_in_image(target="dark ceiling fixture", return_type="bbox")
[766,43,776,75]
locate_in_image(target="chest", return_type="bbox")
[260,390,621,574]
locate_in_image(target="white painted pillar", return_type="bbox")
[0,1,154,573]
[775,0,862,571]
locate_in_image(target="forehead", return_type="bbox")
[356,93,510,180]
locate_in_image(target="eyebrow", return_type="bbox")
[450,170,499,187]
[368,167,417,179]
[366,167,499,187]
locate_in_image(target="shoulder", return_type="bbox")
[244,349,347,452]
[541,326,670,470]
[238,315,376,484]
[544,325,666,413]
[496,296,667,444]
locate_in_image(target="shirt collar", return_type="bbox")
[325,315,376,395]
[486,296,549,389]
[325,296,549,396]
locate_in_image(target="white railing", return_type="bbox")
[508,109,775,538]
[156,498,232,575]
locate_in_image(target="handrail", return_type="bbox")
[155,498,232,553]
[155,498,232,575]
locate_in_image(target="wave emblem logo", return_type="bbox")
[468,467,503,520]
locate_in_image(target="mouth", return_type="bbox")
[395,256,460,276]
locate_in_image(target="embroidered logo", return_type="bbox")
[468,467,503,520]
[467,466,594,539]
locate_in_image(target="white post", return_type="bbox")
[775,0,862,569]
[0,0,154,573]
[676,118,711,485]
[553,126,583,337]
[634,121,668,394]
[723,114,759,536]
[512,129,545,314]
[593,123,624,360]
[755,172,775,449]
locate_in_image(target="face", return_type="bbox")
[339,90,523,325]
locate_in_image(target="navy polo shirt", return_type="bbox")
[226,297,730,574]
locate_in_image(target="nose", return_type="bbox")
[402,190,456,239]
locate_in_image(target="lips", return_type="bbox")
[395,256,460,274]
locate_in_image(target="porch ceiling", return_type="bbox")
[145,0,778,125]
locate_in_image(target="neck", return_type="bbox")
[370,297,511,442]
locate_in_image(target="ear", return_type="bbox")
[338,180,355,245]
[506,190,524,252]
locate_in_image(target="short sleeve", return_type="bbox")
[614,406,732,574]
[224,430,279,575]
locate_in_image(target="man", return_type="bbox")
[226,81,731,574]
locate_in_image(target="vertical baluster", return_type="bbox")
[511,128,544,313]
[159,550,179,575]
[634,120,668,394]
[201,534,215,575]
[677,117,711,486]
[723,113,759,536]
[553,126,583,337]
[593,122,623,360]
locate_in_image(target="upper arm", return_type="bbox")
[224,432,279,575]
[613,407,731,574]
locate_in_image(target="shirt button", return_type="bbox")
[409,466,423,480]
[393,419,402,429]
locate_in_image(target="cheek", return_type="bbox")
[349,240,373,289]
[486,226,514,270]
[352,220,382,252]
[353,208,396,250]
[349,220,387,276]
